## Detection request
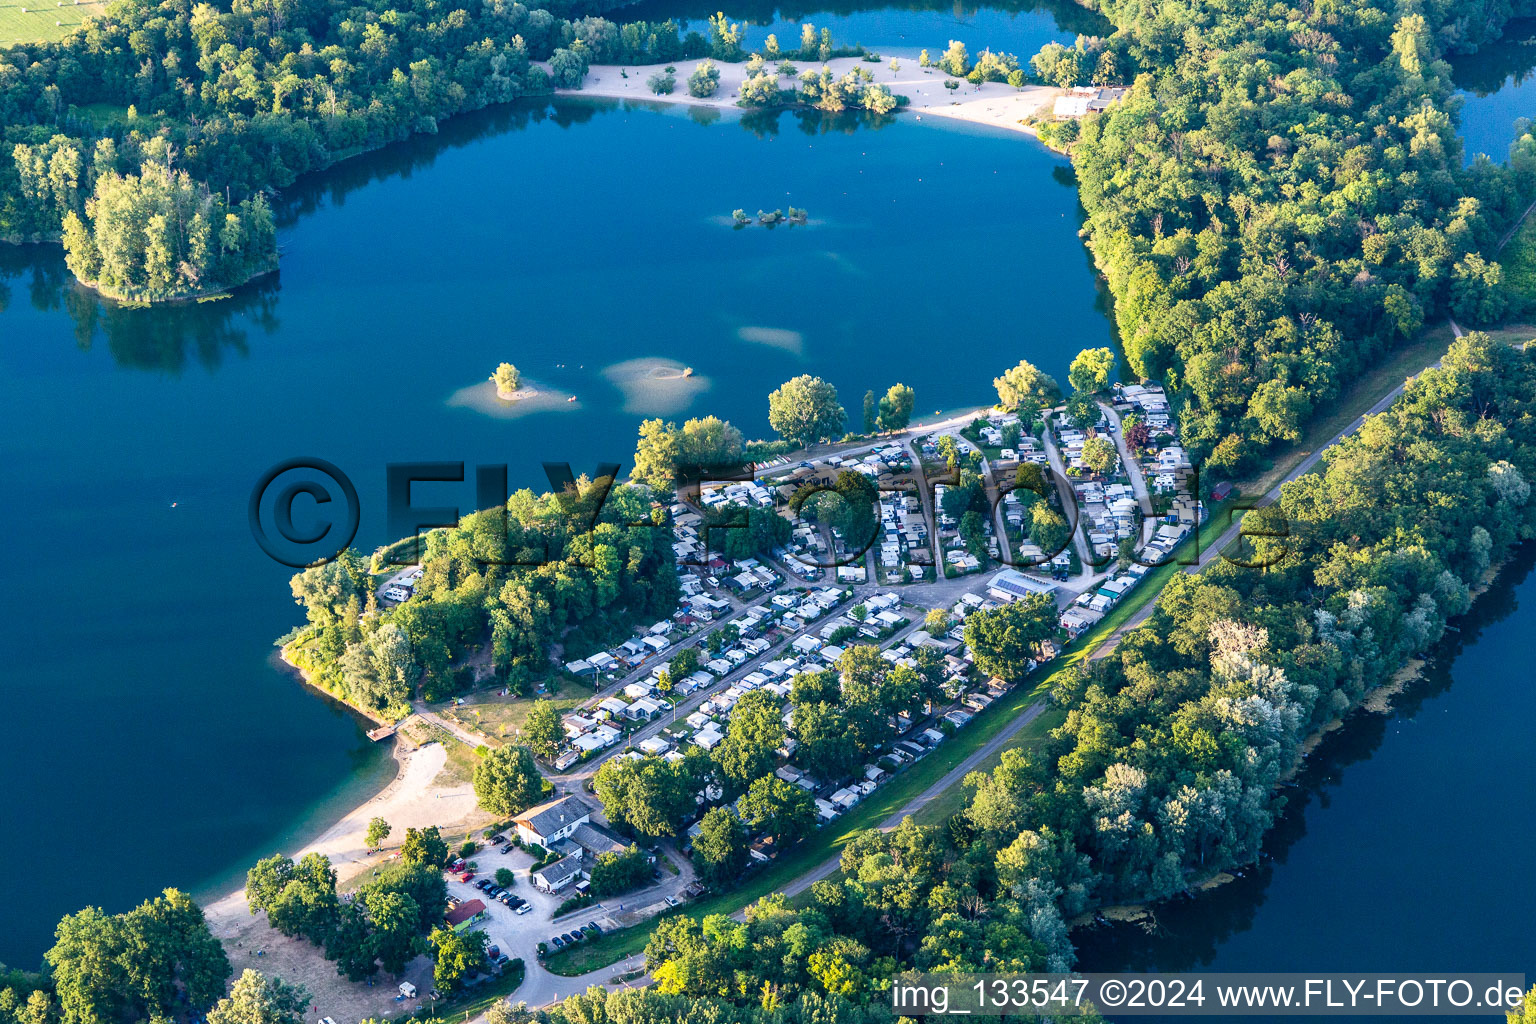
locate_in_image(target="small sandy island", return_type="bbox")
[556,56,1061,137]
[449,378,580,418]
[203,738,486,1024]
[602,357,712,414]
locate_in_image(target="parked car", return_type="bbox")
[459,871,474,882]
[488,945,500,959]
[587,922,603,935]
[494,953,510,967]
[516,904,532,915]
[550,936,565,948]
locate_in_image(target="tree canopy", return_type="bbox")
[768,375,846,448]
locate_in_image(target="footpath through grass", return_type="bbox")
[542,510,1233,978]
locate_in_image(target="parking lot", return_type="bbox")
[441,840,613,990]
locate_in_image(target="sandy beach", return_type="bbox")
[202,736,487,1023]
[558,56,1060,136]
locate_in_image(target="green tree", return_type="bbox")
[876,383,916,432]
[768,375,846,448]
[523,699,564,761]
[688,59,721,97]
[647,71,676,95]
[1068,347,1115,394]
[794,702,860,781]
[490,363,521,395]
[429,928,488,993]
[362,890,423,975]
[692,806,748,885]
[862,389,878,433]
[714,690,786,793]
[592,755,700,837]
[205,971,307,1024]
[366,818,392,850]
[472,745,544,816]
[1079,435,1117,475]
[47,889,230,1024]
[993,359,1061,417]
[1449,253,1508,325]
[589,845,652,896]
[400,826,449,867]
[962,595,1057,681]
[548,47,588,88]
[737,776,816,847]
[266,854,340,945]
[938,39,970,76]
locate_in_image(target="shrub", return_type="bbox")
[688,59,721,98]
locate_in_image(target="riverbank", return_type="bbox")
[1069,546,1526,935]
[558,56,1059,137]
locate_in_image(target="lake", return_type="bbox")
[1454,18,1536,164]
[0,86,1110,962]
[1075,546,1536,989]
[619,0,1110,59]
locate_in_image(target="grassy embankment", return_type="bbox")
[541,504,1232,977]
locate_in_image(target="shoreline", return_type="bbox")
[556,57,1061,138]
[1069,548,1522,933]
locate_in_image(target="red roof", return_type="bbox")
[445,899,485,926]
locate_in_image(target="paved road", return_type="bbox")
[1092,328,1460,658]
[1096,400,1154,520]
[772,703,1048,904]
[484,323,1477,1010]
[1039,413,1100,581]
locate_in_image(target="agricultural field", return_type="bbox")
[0,0,103,45]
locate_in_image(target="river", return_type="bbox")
[0,22,1109,963]
[1076,546,1536,986]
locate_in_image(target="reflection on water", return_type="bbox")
[0,244,280,374]
[622,0,1111,41]
[1452,18,1536,163]
[1,96,905,376]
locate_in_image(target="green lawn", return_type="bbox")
[0,0,103,45]
[1501,213,1536,313]
[435,677,589,748]
[401,961,524,1024]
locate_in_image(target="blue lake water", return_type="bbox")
[0,94,1108,965]
[619,0,1110,58]
[1453,18,1536,163]
[7,0,1534,985]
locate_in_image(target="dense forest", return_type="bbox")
[1054,0,1536,470]
[0,0,731,297]
[285,475,679,718]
